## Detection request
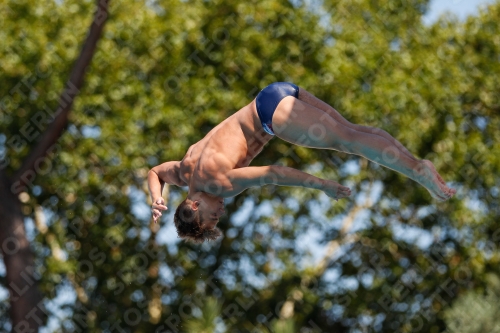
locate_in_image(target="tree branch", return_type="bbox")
[13,0,110,186]
[315,183,375,276]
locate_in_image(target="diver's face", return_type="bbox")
[191,192,225,228]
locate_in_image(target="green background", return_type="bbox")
[1,0,500,332]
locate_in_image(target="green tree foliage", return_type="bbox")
[183,297,223,333]
[1,0,500,332]
[444,274,500,333]
[271,318,295,333]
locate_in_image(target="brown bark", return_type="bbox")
[0,173,43,330]
[13,0,110,187]
[0,0,109,330]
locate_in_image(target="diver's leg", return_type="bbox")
[297,88,415,160]
[272,96,455,201]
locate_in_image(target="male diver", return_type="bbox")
[148,82,456,243]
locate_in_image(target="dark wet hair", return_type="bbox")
[173,197,223,243]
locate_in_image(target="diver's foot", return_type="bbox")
[413,160,456,201]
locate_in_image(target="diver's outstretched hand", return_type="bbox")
[151,197,168,223]
[322,180,351,201]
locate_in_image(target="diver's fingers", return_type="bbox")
[152,203,168,211]
[152,208,163,218]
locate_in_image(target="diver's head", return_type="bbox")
[173,192,224,243]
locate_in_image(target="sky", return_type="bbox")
[422,0,497,24]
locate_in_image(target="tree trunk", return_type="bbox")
[0,0,110,330]
[0,173,43,330]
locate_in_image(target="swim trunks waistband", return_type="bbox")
[255,82,299,135]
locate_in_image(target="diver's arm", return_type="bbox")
[226,165,351,199]
[149,161,186,187]
[148,161,184,222]
[147,168,165,203]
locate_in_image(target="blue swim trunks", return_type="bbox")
[255,82,299,135]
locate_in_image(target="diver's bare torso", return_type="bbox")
[178,99,272,195]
